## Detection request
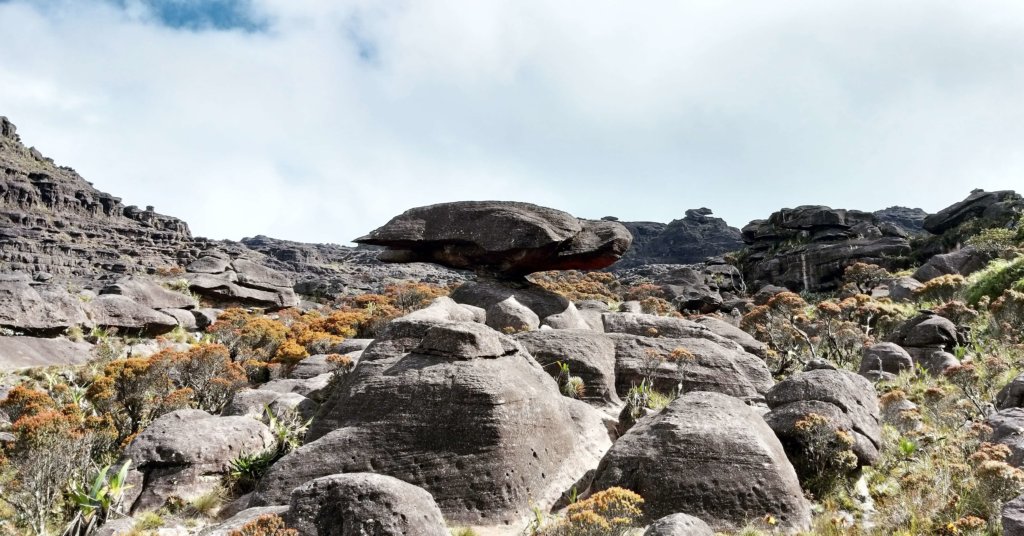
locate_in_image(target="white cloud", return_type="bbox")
[2,0,1024,243]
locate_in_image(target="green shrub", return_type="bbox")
[965,256,1024,305]
[966,228,1019,254]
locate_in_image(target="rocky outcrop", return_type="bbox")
[240,235,468,297]
[0,274,90,334]
[740,205,913,292]
[873,206,928,236]
[887,312,965,375]
[923,189,1023,235]
[251,314,613,525]
[0,336,93,369]
[912,246,991,282]
[987,408,1024,467]
[285,473,448,536]
[591,391,811,532]
[614,208,743,269]
[0,117,191,284]
[1004,494,1024,536]
[614,260,748,314]
[355,201,632,278]
[186,253,298,308]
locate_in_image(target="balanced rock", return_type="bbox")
[251,316,613,525]
[591,391,811,531]
[355,201,632,277]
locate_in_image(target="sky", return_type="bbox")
[2,0,1024,244]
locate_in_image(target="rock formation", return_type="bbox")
[614,208,744,268]
[740,205,914,292]
[355,201,633,278]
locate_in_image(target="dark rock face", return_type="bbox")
[0,117,191,283]
[251,314,612,524]
[923,189,1024,234]
[591,391,811,532]
[285,473,448,536]
[873,206,928,236]
[124,409,275,512]
[1004,494,1024,536]
[615,208,743,269]
[764,369,882,466]
[355,201,632,277]
[740,205,913,292]
[998,373,1024,410]
[615,260,748,314]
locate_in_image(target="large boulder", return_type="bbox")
[998,373,1024,410]
[912,247,990,282]
[1005,494,1024,536]
[614,208,744,269]
[987,408,1024,467]
[0,275,90,334]
[859,342,914,380]
[888,312,965,375]
[451,280,589,329]
[644,513,715,536]
[87,294,178,335]
[285,473,448,536]
[355,201,632,277]
[124,409,275,511]
[0,336,93,370]
[250,318,614,525]
[99,277,197,310]
[591,391,811,532]
[515,329,620,406]
[764,369,882,467]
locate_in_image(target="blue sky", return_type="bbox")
[2,0,1024,243]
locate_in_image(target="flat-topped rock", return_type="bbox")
[355,201,632,277]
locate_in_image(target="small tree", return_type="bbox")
[843,262,893,295]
